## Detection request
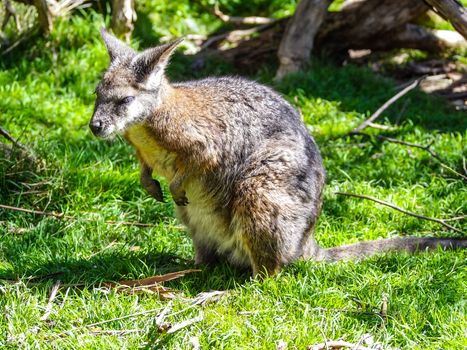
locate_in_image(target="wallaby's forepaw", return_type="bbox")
[145,179,165,202]
[173,192,189,206]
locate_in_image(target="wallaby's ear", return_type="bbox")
[130,38,184,89]
[100,27,135,63]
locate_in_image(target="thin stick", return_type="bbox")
[1,27,38,56]
[367,122,393,130]
[349,78,421,134]
[40,281,62,321]
[335,192,465,235]
[439,163,467,181]
[86,307,165,328]
[442,215,467,222]
[354,132,467,181]
[0,125,26,149]
[394,98,409,125]
[0,204,157,228]
[214,3,276,25]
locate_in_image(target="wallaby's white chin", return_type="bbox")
[98,125,118,139]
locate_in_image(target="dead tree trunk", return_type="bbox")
[111,0,136,42]
[219,0,434,72]
[33,0,52,35]
[276,0,332,79]
[425,0,467,40]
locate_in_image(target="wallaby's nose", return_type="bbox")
[89,120,103,136]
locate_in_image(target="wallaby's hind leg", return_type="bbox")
[232,160,323,276]
[192,238,220,266]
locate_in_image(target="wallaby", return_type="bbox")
[89,29,466,276]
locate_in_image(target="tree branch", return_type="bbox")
[348,78,422,134]
[424,0,467,40]
[335,192,465,235]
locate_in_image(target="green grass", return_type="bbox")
[1,3,466,349]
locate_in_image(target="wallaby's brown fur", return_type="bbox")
[89,29,466,276]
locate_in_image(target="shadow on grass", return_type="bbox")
[276,60,467,134]
[0,244,249,293]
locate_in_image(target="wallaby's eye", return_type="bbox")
[120,96,135,105]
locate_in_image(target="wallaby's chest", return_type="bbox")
[125,124,177,181]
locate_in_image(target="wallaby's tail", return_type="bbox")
[314,237,467,262]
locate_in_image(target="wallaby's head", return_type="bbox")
[89,28,182,138]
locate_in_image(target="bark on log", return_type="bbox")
[363,23,465,52]
[424,0,467,40]
[276,0,332,79]
[33,0,52,35]
[314,0,428,52]
[111,0,136,42]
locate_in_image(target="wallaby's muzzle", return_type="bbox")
[89,106,113,138]
[89,118,104,137]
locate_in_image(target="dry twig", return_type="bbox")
[335,192,465,235]
[85,307,165,329]
[0,203,158,228]
[353,132,467,181]
[214,3,276,25]
[348,78,422,134]
[89,328,143,336]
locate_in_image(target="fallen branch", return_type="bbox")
[1,27,38,55]
[0,203,158,228]
[308,340,370,350]
[213,3,276,25]
[201,23,274,50]
[348,78,421,134]
[335,192,465,235]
